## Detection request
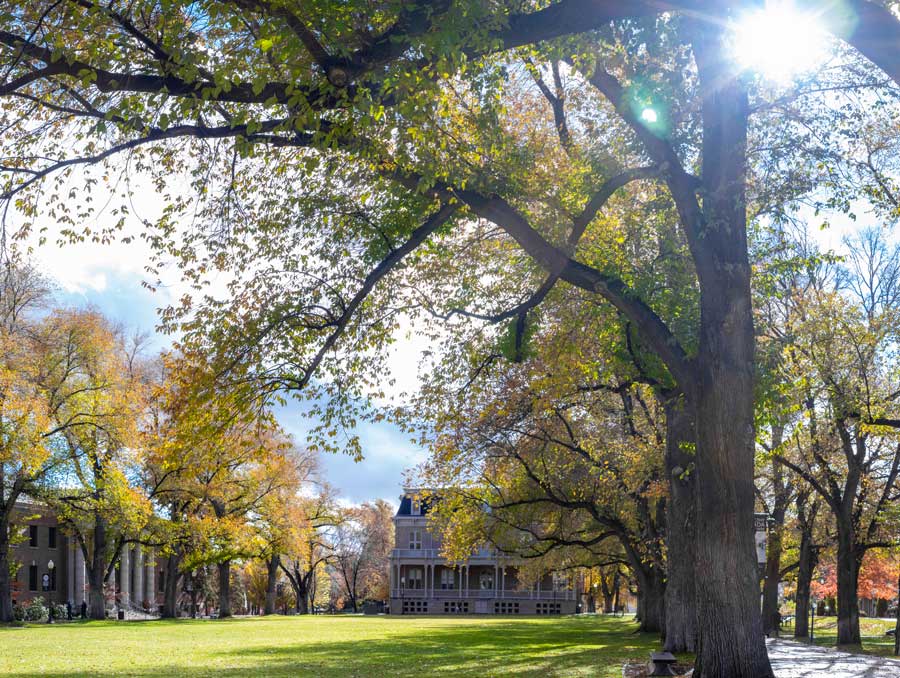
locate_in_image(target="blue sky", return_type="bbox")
[32,239,426,507]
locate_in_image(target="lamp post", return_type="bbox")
[46,560,55,624]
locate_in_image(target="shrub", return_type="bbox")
[24,597,48,622]
[12,604,25,622]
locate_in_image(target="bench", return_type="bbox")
[649,651,678,677]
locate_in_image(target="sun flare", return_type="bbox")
[731,1,829,81]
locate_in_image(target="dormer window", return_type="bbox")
[412,498,421,515]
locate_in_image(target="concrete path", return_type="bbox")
[768,639,900,677]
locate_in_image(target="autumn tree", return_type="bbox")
[0,257,55,622]
[251,446,319,615]
[332,500,394,612]
[46,311,153,619]
[279,488,341,615]
[3,2,900,672]
[767,229,900,645]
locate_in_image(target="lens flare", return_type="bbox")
[731,1,829,81]
[640,108,659,124]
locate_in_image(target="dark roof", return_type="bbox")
[395,493,438,517]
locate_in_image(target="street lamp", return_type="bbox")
[46,560,55,624]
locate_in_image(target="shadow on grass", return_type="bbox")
[5,616,666,678]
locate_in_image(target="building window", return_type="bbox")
[29,525,38,547]
[409,530,421,550]
[407,568,423,590]
[411,498,421,515]
[48,527,57,549]
[479,572,494,590]
[440,569,455,590]
[28,565,38,592]
[159,570,166,593]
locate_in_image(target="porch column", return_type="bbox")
[146,550,156,606]
[501,567,505,599]
[133,547,144,608]
[74,545,85,605]
[67,541,75,604]
[119,546,130,607]
[494,564,498,597]
[431,564,436,598]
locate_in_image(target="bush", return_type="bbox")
[52,603,67,620]
[12,604,25,622]
[24,597,48,622]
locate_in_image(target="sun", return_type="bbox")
[730,1,829,81]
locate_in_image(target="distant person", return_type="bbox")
[80,601,87,619]
[66,601,73,621]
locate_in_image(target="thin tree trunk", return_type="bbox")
[663,395,697,653]
[218,560,232,618]
[763,440,788,636]
[690,19,773,677]
[893,566,899,656]
[0,514,12,623]
[794,534,816,638]
[835,521,861,645]
[264,555,279,615]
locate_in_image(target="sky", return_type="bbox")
[21,186,431,509]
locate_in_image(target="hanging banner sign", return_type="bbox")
[755,513,769,565]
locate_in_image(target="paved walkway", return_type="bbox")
[768,639,900,677]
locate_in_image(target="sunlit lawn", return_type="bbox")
[0,614,672,678]
[780,616,899,657]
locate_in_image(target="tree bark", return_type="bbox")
[162,552,182,618]
[835,520,861,645]
[635,565,665,635]
[0,516,12,623]
[600,573,614,614]
[794,531,816,638]
[762,441,788,636]
[86,517,109,620]
[663,395,697,653]
[217,560,232,618]
[690,18,773,677]
[264,555,280,616]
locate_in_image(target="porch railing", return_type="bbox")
[390,588,576,601]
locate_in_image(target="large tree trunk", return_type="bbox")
[690,19,773,677]
[663,395,697,653]
[218,560,232,618]
[762,444,788,636]
[162,552,182,618]
[835,520,861,645]
[635,565,665,635]
[87,517,109,620]
[600,573,614,614]
[295,578,310,615]
[264,555,280,616]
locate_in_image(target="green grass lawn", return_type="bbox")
[0,614,670,678]
[779,616,899,657]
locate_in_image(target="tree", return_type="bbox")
[47,311,152,619]
[332,500,394,612]
[0,257,55,622]
[769,231,900,646]
[279,488,341,615]
[251,446,319,615]
[3,2,900,672]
